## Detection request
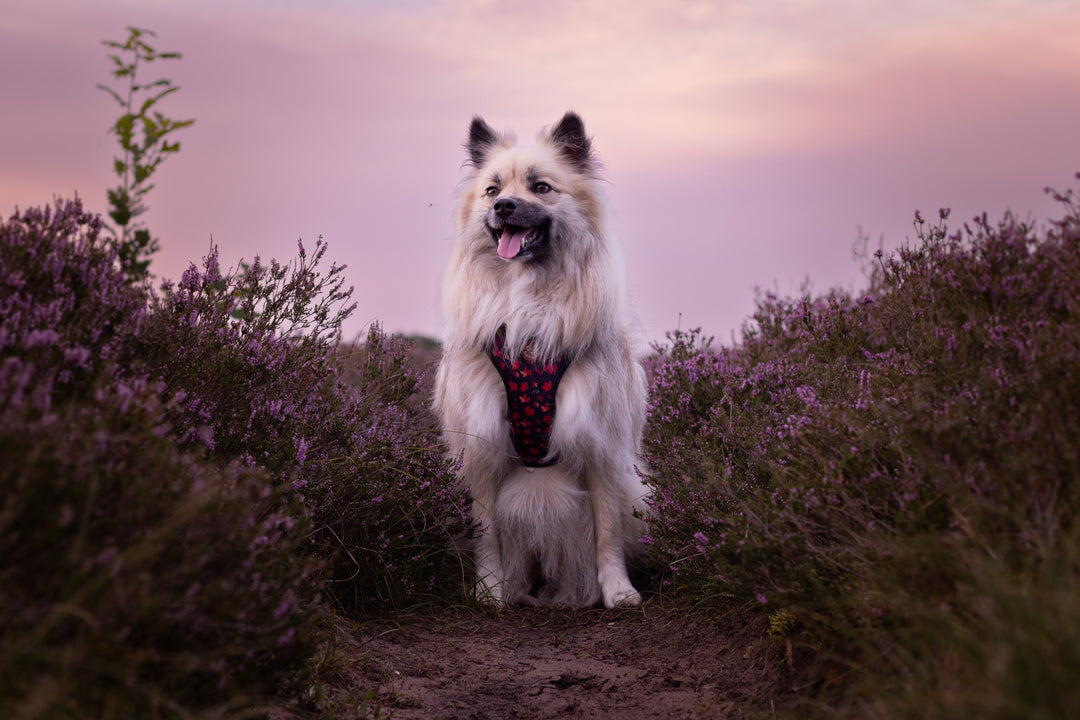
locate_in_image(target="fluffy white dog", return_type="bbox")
[435,112,649,608]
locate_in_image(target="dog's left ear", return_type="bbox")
[467,116,500,168]
[549,112,593,173]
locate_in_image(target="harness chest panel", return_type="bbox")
[487,327,571,467]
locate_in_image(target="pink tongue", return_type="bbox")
[497,228,531,259]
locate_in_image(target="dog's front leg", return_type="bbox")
[590,482,641,608]
[470,498,506,605]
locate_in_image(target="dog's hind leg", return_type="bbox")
[491,501,535,606]
[538,499,600,606]
[496,467,600,606]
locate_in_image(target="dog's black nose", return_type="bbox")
[493,197,517,218]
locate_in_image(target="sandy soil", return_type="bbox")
[284,603,783,719]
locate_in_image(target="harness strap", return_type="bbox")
[487,326,572,467]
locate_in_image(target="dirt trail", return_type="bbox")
[303,604,781,719]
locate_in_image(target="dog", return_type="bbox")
[434,111,648,608]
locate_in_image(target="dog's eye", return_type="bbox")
[484,186,499,197]
[533,182,552,194]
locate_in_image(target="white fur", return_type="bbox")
[435,113,649,608]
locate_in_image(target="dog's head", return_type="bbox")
[460,112,601,264]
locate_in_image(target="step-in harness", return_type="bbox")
[487,326,572,468]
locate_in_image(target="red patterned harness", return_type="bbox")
[487,326,572,468]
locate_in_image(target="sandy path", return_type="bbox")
[309,604,780,719]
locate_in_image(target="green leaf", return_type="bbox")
[132,227,155,250]
[97,83,125,107]
[134,164,152,184]
[158,82,181,97]
[107,187,133,226]
[115,115,135,149]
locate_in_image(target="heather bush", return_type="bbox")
[1,198,470,715]
[0,199,146,401]
[0,387,318,717]
[644,177,1080,716]
[136,237,356,473]
[316,328,470,611]
[139,245,470,612]
[0,199,316,716]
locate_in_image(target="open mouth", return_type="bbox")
[489,222,549,260]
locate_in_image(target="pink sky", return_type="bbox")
[3,0,1079,345]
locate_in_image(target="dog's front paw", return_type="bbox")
[474,578,506,607]
[602,583,641,609]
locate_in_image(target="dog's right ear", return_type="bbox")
[467,116,500,168]
[549,111,593,173]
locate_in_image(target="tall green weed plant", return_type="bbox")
[98,26,194,282]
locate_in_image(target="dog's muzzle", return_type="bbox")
[487,197,551,260]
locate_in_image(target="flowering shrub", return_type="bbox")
[0,385,318,715]
[139,244,470,612]
[0,199,146,401]
[0,197,469,715]
[0,199,316,715]
[316,328,471,611]
[644,177,1080,715]
[135,237,356,474]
